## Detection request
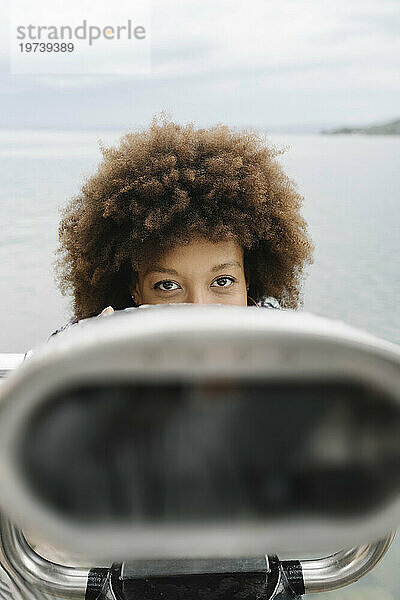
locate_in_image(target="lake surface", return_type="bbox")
[0,129,399,598]
[0,129,398,353]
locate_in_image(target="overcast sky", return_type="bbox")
[1,0,399,131]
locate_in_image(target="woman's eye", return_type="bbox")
[154,280,181,291]
[211,277,235,288]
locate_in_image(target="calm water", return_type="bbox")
[0,129,399,597]
[0,129,398,352]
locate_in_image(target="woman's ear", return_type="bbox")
[128,277,140,305]
[129,279,141,306]
[129,286,137,305]
[243,254,250,292]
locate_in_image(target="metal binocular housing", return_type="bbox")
[0,304,399,599]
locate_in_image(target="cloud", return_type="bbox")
[0,0,399,128]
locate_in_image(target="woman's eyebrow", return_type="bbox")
[144,266,179,276]
[210,261,242,273]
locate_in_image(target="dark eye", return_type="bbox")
[154,280,181,291]
[211,277,235,288]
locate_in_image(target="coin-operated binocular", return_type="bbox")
[0,305,399,599]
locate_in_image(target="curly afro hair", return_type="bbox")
[56,115,313,319]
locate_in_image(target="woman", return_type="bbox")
[55,116,313,329]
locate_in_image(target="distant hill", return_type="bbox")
[321,118,400,136]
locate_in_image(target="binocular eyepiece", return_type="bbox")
[0,305,399,599]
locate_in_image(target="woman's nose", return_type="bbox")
[186,286,209,304]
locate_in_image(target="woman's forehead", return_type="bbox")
[142,239,244,276]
